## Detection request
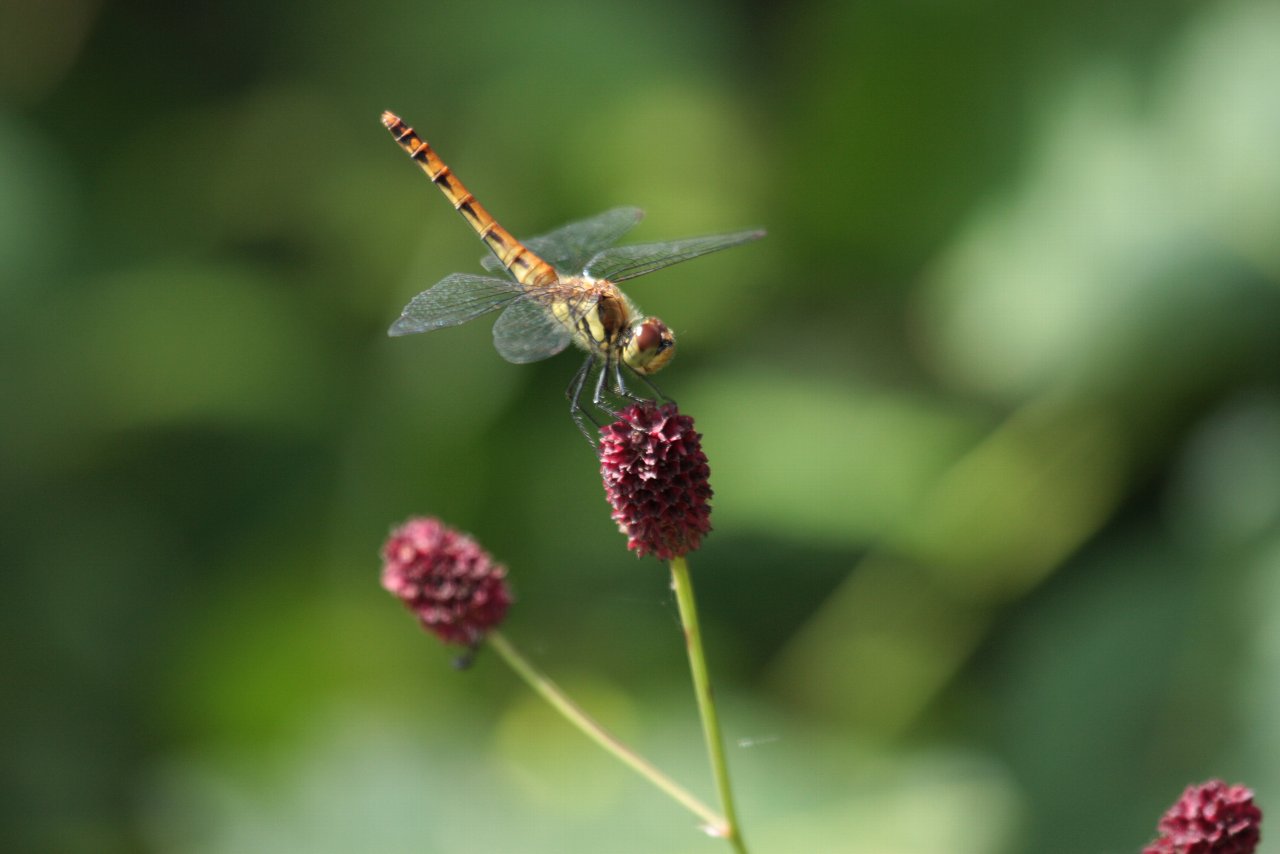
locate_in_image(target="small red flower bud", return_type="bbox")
[380,517,511,645]
[1143,780,1262,854]
[599,402,712,560]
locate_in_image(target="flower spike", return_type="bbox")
[381,517,511,645]
[599,403,713,559]
[1143,779,1262,854]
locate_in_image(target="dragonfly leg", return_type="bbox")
[611,360,637,400]
[605,359,647,405]
[567,356,592,407]
[607,359,674,407]
[592,354,617,417]
[566,354,679,444]
[629,370,675,406]
[567,357,602,445]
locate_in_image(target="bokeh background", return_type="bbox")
[4,0,1280,851]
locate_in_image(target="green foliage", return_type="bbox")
[4,0,1280,851]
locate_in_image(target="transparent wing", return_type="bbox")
[584,228,766,283]
[388,273,523,336]
[481,207,645,276]
[492,295,574,364]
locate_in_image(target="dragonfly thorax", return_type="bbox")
[568,285,673,374]
[621,317,676,375]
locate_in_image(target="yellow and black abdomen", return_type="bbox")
[382,112,558,288]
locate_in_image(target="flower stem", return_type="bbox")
[486,629,726,834]
[669,555,749,854]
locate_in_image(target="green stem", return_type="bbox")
[486,630,726,834]
[669,555,749,854]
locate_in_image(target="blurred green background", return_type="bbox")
[4,0,1280,851]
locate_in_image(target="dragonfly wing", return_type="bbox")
[492,294,573,364]
[479,254,510,277]
[481,207,645,276]
[584,228,765,283]
[389,273,523,336]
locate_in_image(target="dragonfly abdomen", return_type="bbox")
[382,111,557,288]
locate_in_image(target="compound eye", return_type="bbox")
[635,320,663,353]
[626,318,674,375]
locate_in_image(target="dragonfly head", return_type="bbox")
[623,318,676,375]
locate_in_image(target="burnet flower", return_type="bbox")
[1143,779,1262,854]
[598,402,713,560]
[380,517,511,645]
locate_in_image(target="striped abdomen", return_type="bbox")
[381,111,558,288]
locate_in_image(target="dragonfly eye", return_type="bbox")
[625,318,676,375]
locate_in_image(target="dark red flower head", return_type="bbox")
[1143,780,1262,854]
[599,402,712,560]
[380,517,511,645]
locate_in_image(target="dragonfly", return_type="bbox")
[381,111,765,440]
